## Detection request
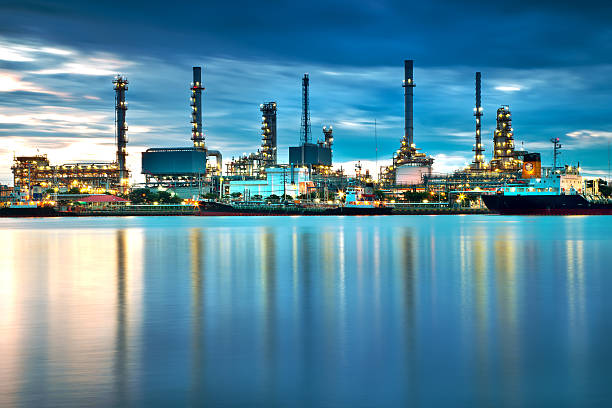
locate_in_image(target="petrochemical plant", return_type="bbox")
[6,58,567,208]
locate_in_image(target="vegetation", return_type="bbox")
[267,194,281,202]
[201,192,218,200]
[128,188,182,204]
[374,190,386,200]
[402,191,428,202]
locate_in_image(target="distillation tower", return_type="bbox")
[260,102,278,167]
[490,105,520,171]
[471,72,485,170]
[300,73,312,145]
[226,102,278,176]
[113,75,129,191]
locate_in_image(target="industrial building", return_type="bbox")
[288,74,334,174]
[380,60,434,186]
[490,105,522,172]
[141,66,222,196]
[226,102,278,177]
[228,166,314,200]
[12,155,122,195]
[11,75,130,197]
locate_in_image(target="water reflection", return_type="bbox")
[114,229,128,406]
[190,228,205,404]
[0,215,610,407]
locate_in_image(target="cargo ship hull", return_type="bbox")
[0,206,60,217]
[482,194,612,215]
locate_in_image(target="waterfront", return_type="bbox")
[1,215,611,407]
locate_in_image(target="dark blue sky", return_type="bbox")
[1,0,612,182]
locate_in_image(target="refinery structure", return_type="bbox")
[6,57,575,208]
[11,74,132,198]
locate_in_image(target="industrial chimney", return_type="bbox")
[191,67,205,149]
[403,60,415,150]
[472,72,485,170]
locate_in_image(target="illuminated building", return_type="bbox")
[490,106,521,172]
[11,155,122,195]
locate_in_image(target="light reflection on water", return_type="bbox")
[1,215,611,407]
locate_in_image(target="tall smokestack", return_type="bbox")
[403,60,415,149]
[113,75,129,191]
[473,72,484,169]
[191,67,205,149]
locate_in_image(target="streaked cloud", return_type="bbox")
[0,70,70,97]
[566,129,612,141]
[495,85,521,92]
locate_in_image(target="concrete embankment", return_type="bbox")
[391,207,491,215]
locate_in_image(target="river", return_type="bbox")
[1,215,611,407]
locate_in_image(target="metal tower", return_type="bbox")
[472,72,485,169]
[490,105,518,171]
[260,102,277,166]
[551,137,562,171]
[403,59,415,150]
[191,67,205,149]
[113,75,129,191]
[300,73,311,145]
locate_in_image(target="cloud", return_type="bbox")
[334,159,392,178]
[0,44,34,62]
[0,70,70,97]
[31,55,128,76]
[0,41,73,62]
[566,129,612,141]
[431,153,472,174]
[495,85,521,92]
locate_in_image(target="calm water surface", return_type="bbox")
[0,215,611,407]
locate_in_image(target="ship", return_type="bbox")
[0,203,59,217]
[482,166,612,215]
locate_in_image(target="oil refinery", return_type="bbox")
[3,58,608,216]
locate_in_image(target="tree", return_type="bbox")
[67,187,81,194]
[252,194,263,201]
[230,192,242,199]
[202,192,217,200]
[282,194,293,201]
[157,190,181,204]
[267,194,281,202]
[403,191,428,202]
[129,188,155,204]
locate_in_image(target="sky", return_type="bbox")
[1,0,612,184]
